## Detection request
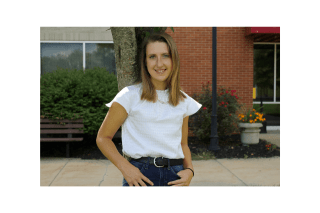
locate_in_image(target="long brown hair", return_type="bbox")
[135,32,186,106]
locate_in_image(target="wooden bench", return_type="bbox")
[40,118,84,158]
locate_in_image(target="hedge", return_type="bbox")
[40,67,118,136]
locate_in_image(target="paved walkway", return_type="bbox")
[260,130,280,147]
[40,130,280,186]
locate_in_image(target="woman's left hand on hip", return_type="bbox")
[167,169,193,186]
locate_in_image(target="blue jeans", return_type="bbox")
[122,158,184,186]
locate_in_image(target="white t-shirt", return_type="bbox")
[106,83,202,159]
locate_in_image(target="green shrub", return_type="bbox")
[40,67,118,135]
[191,82,243,143]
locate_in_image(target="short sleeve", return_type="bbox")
[183,93,202,118]
[106,86,134,114]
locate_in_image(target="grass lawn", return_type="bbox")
[253,104,280,116]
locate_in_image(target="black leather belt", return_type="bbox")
[133,157,184,168]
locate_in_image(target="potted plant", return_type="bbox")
[238,108,266,146]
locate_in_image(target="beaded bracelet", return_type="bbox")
[185,168,194,177]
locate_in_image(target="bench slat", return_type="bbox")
[41,129,83,134]
[41,124,84,129]
[41,118,83,123]
[41,138,83,142]
[40,118,84,158]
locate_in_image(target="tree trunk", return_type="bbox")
[111,27,139,91]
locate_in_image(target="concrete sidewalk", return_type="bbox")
[40,157,280,186]
[40,130,280,186]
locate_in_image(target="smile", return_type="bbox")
[155,69,166,74]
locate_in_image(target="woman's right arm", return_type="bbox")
[96,102,154,186]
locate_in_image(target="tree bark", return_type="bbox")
[111,27,139,91]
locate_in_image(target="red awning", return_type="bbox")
[246,27,280,35]
[245,27,280,42]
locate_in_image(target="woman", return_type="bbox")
[96,32,202,186]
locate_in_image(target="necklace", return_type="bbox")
[157,98,168,104]
[156,89,169,104]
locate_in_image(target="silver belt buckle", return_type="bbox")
[154,157,164,168]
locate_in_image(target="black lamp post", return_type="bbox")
[208,27,220,152]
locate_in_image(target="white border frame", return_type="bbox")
[253,43,280,104]
[40,41,114,75]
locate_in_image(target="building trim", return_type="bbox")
[254,42,280,45]
[40,41,114,43]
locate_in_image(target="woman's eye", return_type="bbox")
[149,54,169,59]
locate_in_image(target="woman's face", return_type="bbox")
[146,41,172,90]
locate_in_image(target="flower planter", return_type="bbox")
[239,123,263,145]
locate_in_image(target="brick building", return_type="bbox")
[165,27,280,109]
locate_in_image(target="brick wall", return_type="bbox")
[165,27,254,109]
[217,27,254,109]
[165,27,212,96]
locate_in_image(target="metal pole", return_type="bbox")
[208,27,220,152]
[83,42,86,72]
[274,44,276,102]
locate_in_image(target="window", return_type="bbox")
[41,43,83,75]
[85,43,116,74]
[276,44,280,102]
[253,43,280,103]
[40,41,116,75]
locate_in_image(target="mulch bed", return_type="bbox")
[189,134,280,159]
[41,134,280,159]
